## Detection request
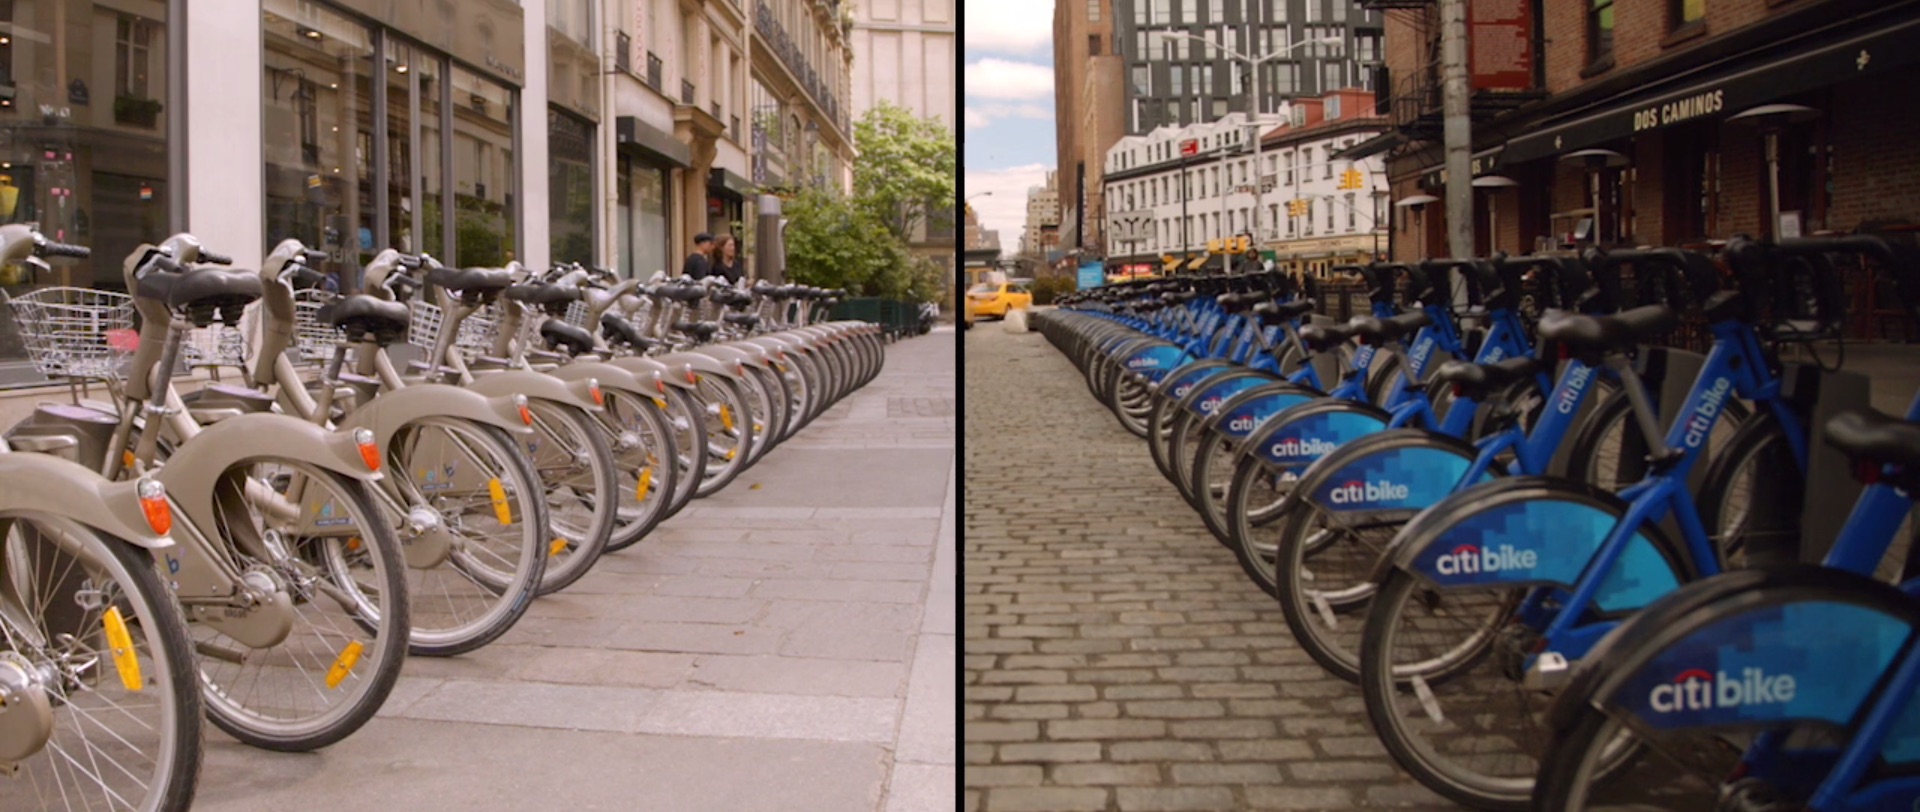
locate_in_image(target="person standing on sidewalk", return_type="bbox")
[682,232,715,279]
[711,233,744,283]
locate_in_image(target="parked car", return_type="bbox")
[966,280,1033,320]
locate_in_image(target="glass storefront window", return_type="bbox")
[617,156,667,279]
[451,64,515,267]
[0,0,173,371]
[418,51,444,259]
[548,107,592,264]
[264,3,373,284]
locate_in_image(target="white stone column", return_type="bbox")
[185,0,263,266]
[521,0,552,269]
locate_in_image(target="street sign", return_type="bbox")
[1179,139,1199,157]
[1077,261,1105,289]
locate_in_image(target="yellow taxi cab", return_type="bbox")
[966,280,1033,321]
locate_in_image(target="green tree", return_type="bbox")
[782,185,912,296]
[852,101,957,241]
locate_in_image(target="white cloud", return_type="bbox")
[964,0,1055,55]
[965,107,990,130]
[966,164,1052,250]
[966,59,1054,101]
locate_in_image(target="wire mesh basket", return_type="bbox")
[562,299,592,330]
[292,288,343,362]
[181,324,249,369]
[407,300,499,356]
[4,287,137,380]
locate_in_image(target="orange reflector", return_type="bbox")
[719,405,735,433]
[684,368,697,384]
[488,478,513,524]
[519,405,533,424]
[588,379,604,406]
[655,377,667,394]
[357,441,380,473]
[122,450,136,470]
[326,641,364,690]
[635,466,653,501]
[102,606,143,692]
[136,478,171,537]
[347,536,362,552]
[549,538,568,557]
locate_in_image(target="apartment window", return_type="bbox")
[1151,0,1169,24]
[1327,199,1335,230]
[1324,151,1333,179]
[1346,193,1356,230]
[1088,0,1100,22]
[116,14,155,99]
[1304,201,1314,234]
[1089,35,1100,55]
[1209,0,1223,22]
[1672,0,1704,28]
[1135,0,1149,24]
[1590,0,1616,64]
[1131,66,1149,94]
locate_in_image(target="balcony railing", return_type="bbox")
[755,1,846,135]
[615,32,632,74]
[646,52,663,91]
[730,115,741,141]
[681,80,696,105]
[711,101,722,120]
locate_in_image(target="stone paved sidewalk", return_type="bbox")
[192,329,956,812]
[963,323,1458,812]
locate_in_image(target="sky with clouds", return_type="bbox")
[964,0,1057,253]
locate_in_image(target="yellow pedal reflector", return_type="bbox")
[652,397,669,409]
[326,641,364,690]
[102,607,143,692]
[726,447,737,461]
[719,405,736,432]
[488,478,513,524]
[549,538,568,557]
[635,467,654,500]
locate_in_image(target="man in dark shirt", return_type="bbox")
[682,232,714,279]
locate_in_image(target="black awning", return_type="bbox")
[1331,131,1404,161]
[1501,10,1920,166]
[1420,146,1508,189]
[615,116,692,169]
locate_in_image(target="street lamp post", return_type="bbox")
[1156,31,1341,258]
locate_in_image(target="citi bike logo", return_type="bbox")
[1555,364,1597,415]
[1683,377,1733,448]
[1126,355,1160,370]
[1648,667,1797,713]
[1198,396,1224,414]
[1328,479,1410,505]
[1407,338,1434,371]
[1434,543,1539,576]
[1268,437,1337,458]
[1227,415,1260,433]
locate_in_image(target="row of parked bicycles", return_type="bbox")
[1035,232,1920,810]
[0,223,887,811]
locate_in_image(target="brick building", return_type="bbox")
[1351,0,1920,268]
[1054,0,1128,259]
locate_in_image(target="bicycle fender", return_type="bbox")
[465,369,602,412]
[1276,429,1489,530]
[654,351,742,383]
[157,413,378,543]
[1374,477,1689,614]
[1152,359,1237,402]
[1560,567,1920,746]
[1177,371,1281,420]
[0,454,170,549]
[542,361,649,398]
[1199,383,1322,442]
[337,384,534,461]
[692,344,772,373]
[1237,400,1393,470]
[604,356,700,392]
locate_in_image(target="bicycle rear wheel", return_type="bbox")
[601,390,679,553]
[2,516,201,812]
[524,400,617,596]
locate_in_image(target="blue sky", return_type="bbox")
[964,0,1058,248]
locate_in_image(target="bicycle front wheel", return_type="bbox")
[2,516,201,812]
[195,459,408,752]
[524,400,617,596]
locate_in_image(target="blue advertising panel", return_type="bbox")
[1078,261,1105,289]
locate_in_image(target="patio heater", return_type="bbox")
[1471,175,1520,254]
[1560,148,1630,245]
[1727,103,1821,239]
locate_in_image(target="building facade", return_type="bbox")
[850,0,956,298]
[1113,0,1383,134]
[0,0,853,383]
[1023,171,1062,258]
[1102,88,1386,273]
[1364,0,1920,273]
[1053,0,1127,260]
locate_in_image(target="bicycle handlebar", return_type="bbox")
[198,249,233,266]
[38,241,89,259]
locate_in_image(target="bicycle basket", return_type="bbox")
[181,324,249,369]
[4,287,136,380]
[292,288,343,362]
[407,299,499,356]
[562,299,591,330]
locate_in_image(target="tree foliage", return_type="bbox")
[852,100,957,241]
[778,102,955,302]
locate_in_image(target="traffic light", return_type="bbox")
[1235,236,1251,253]
[1207,238,1222,253]
[1338,169,1366,190]
[1287,199,1309,217]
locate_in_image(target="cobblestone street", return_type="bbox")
[963,323,1457,811]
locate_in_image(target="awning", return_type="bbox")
[1332,131,1404,161]
[708,168,753,197]
[1161,255,1183,271]
[1501,10,1920,166]
[1185,256,1209,270]
[1420,147,1507,188]
[615,116,692,168]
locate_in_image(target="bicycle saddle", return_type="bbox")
[504,284,578,307]
[769,285,797,300]
[751,281,779,296]
[1347,311,1432,344]
[1252,299,1315,325]
[319,294,411,345]
[1537,303,1677,355]
[1825,409,1920,470]
[724,313,760,328]
[660,285,707,303]
[1297,321,1357,353]
[538,318,596,357]
[599,314,655,351]
[672,321,720,341]
[139,265,263,319]
[427,266,513,294]
[1433,356,1550,399]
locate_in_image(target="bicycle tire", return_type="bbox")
[601,390,680,553]
[526,400,617,596]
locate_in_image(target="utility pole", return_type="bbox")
[1439,0,1474,304]
[1219,141,1231,272]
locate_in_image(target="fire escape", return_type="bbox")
[1359,1,1546,154]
